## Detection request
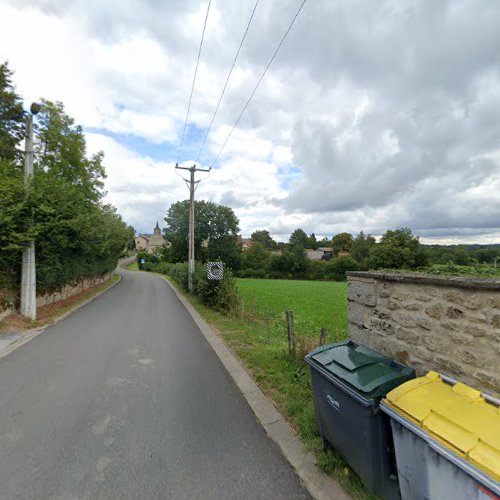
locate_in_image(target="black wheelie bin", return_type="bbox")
[305,340,415,499]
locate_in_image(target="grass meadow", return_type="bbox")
[236,278,349,344]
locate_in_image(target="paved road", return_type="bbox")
[0,270,310,500]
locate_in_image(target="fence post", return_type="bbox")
[285,309,291,354]
[320,327,327,346]
[252,301,256,332]
[266,311,270,344]
[240,300,245,322]
[289,310,295,357]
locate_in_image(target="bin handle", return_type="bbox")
[439,374,500,407]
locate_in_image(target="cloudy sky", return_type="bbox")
[1,0,499,243]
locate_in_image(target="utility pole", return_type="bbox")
[20,103,41,320]
[175,164,210,293]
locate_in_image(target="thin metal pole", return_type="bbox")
[20,113,36,320]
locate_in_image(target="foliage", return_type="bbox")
[417,263,500,278]
[163,200,240,264]
[241,241,271,271]
[250,229,276,249]
[327,256,359,278]
[0,64,129,293]
[369,227,428,269]
[308,232,319,250]
[330,232,353,255]
[289,228,309,248]
[351,231,376,263]
[0,62,25,162]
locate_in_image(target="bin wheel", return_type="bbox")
[322,438,329,452]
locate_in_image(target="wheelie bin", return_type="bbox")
[305,340,415,499]
[381,371,500,500]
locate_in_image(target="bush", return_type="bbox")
[193,266,240,312]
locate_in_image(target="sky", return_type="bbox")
[1,0,499,244]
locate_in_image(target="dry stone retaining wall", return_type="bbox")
[36,273,112,308]
[347,271,500,397]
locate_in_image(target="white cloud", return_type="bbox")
[1,0,500,244]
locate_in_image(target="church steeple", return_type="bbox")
[154,221,161,236]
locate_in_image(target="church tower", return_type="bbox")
[154,221,161,236]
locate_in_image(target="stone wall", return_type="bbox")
[36,273,112,307]
[347,271,500,397]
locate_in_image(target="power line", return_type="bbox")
[209,0,307,169]
[195,0,261,163]
[176,0,212,165]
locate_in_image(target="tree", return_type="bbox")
[308,232,319,250]
[0,74,129,293]
[250,230,276,250]
[351,231,376,263]
[35,100,106,203]
[331,232,353,256]
[289,228,309,249]
[0,62,25,162]
[369,227,428,269]
[164,200,240,265]
[242,241,271,270]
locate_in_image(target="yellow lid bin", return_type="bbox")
[381,371,500,500]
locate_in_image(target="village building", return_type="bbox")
[135,222,170,254]
[304,247,334,261]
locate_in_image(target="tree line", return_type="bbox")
[0,62,134,297]
[141,199,499,282]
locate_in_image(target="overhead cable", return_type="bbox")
[176,0,212,165]
[195,0,261,163]
[209,0,306,169]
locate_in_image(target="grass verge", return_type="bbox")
[163,274,376,500]
[0,274,120,333]
[126,261,139,271]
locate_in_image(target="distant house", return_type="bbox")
[241,239,253,252]
[305,247,333,261]
[135,222,171,254]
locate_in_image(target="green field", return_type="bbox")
[236,278,349,341]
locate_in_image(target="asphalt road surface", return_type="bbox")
[0,270,310,500]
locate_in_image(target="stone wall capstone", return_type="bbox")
[347,271,500,398]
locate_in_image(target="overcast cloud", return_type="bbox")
[1,0,499,243]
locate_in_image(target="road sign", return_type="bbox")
[140,259,145,264]
[207,262,223,280]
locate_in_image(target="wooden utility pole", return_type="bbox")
[175,164,210,292]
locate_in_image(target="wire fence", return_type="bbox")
[228,298,347,359]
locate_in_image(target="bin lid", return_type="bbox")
[306,340,415,400]
[384,371,500,481]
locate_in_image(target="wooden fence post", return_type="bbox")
[285,309,291,354]
[266,311,270,344]
[241,301,245,322]
[320,327,327,346]
[289,310,295,357]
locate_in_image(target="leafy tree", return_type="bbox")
[289,228,309,249]
[0,62,25,162]
[270,244,307,276]
[331,232,354,255]
[242,241,271,270]
[0,69,129,293]
[308,232,319,250]
[351,231,376,263]
[35,100,105,203]
[369,227,428,269]
[250,229,276,250]
[164,200,240,264]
